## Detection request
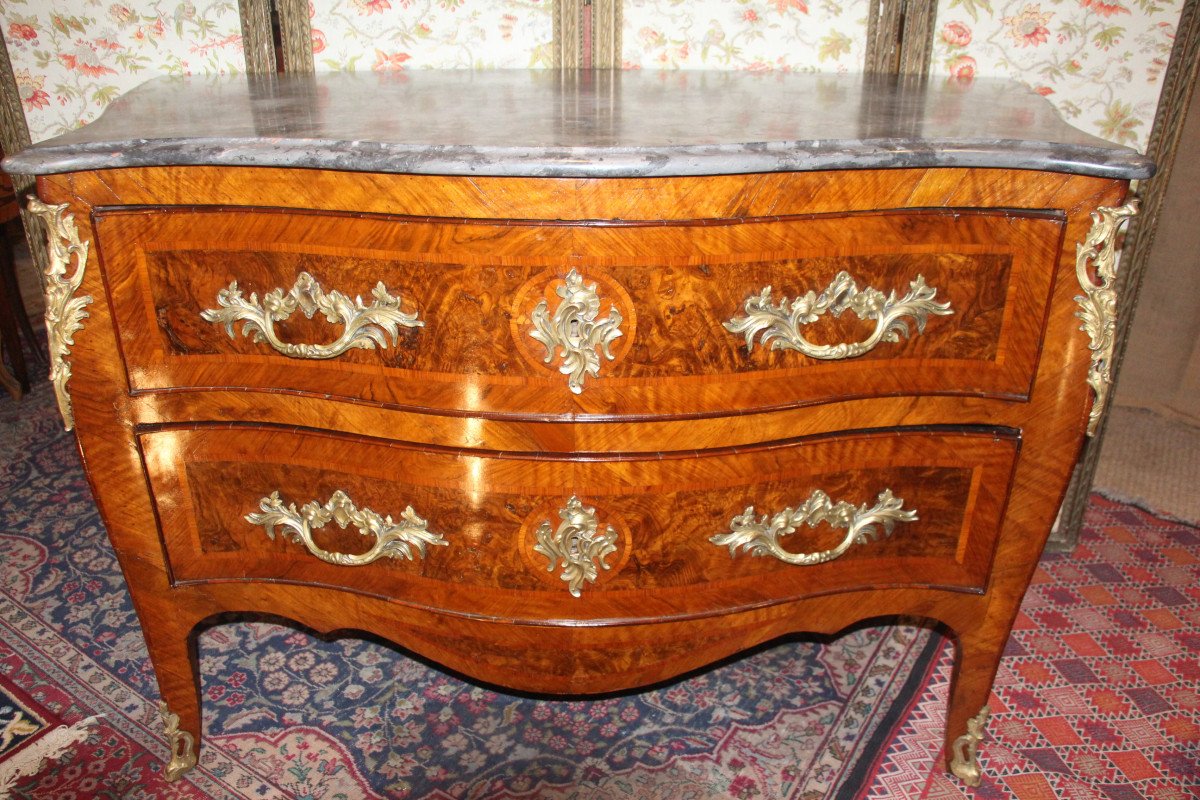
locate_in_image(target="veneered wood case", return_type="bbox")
[34,164,1129,787]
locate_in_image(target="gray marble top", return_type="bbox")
[4,70,1154,180]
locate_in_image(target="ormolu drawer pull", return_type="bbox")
[711,489,916,566]
[246,490,446,566]
[530,269,623,394]
[533,496,618,597]
[724,271,952,360]
[202,271,422,359]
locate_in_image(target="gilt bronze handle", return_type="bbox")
[711,489,916,566]
[202,271,422,359]
[725,271,952,360]
[247,490,446,566]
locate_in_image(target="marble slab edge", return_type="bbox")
[3,137,1155,180]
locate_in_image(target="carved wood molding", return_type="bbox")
[555,0,621,69]
[274,0,314,73]
[868,1,936,76]
[239,0,277,75]
[0,34,28,157]
[1053,0,1200,551]
[590,0,622,69]
[866,0,903,74]
[897,1,937,76]
[553,0,583,68]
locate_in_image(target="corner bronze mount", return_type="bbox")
[27,197,92,431]
[1074,200,1139,435]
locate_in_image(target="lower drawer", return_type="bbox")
[142,425,1019,623]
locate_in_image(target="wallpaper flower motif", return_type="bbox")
[0,0,246,143]
[931,0,1182,151]
[621,0,869,72]
[1003,4,1054,46]
[310,0,553,72]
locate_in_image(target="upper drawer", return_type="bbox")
[95,206,1063,419]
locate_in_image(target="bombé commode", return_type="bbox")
[4,68,1153,785]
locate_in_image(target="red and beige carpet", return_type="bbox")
[1,381,1197,799]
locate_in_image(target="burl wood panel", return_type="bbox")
[94,207,1063,418]
[142,424,1018,621]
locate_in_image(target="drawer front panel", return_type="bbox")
[143,426,1019,622]
[98,207,1062,418]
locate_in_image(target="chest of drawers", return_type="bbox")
[6,70,1152,786]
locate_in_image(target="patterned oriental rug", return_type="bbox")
[1,381,1198,799]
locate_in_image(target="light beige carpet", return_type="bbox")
[1095,404,1200,525]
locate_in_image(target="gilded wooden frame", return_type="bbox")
[274,0,313,73]
[867,0,936,75]
[0,33,47,280]
[555,0,621,68]
[239,0,278,75]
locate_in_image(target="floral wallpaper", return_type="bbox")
[0,0,245,144]
[310,1,553,72]
[621,0,870,72]
[931,0,1182,151]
